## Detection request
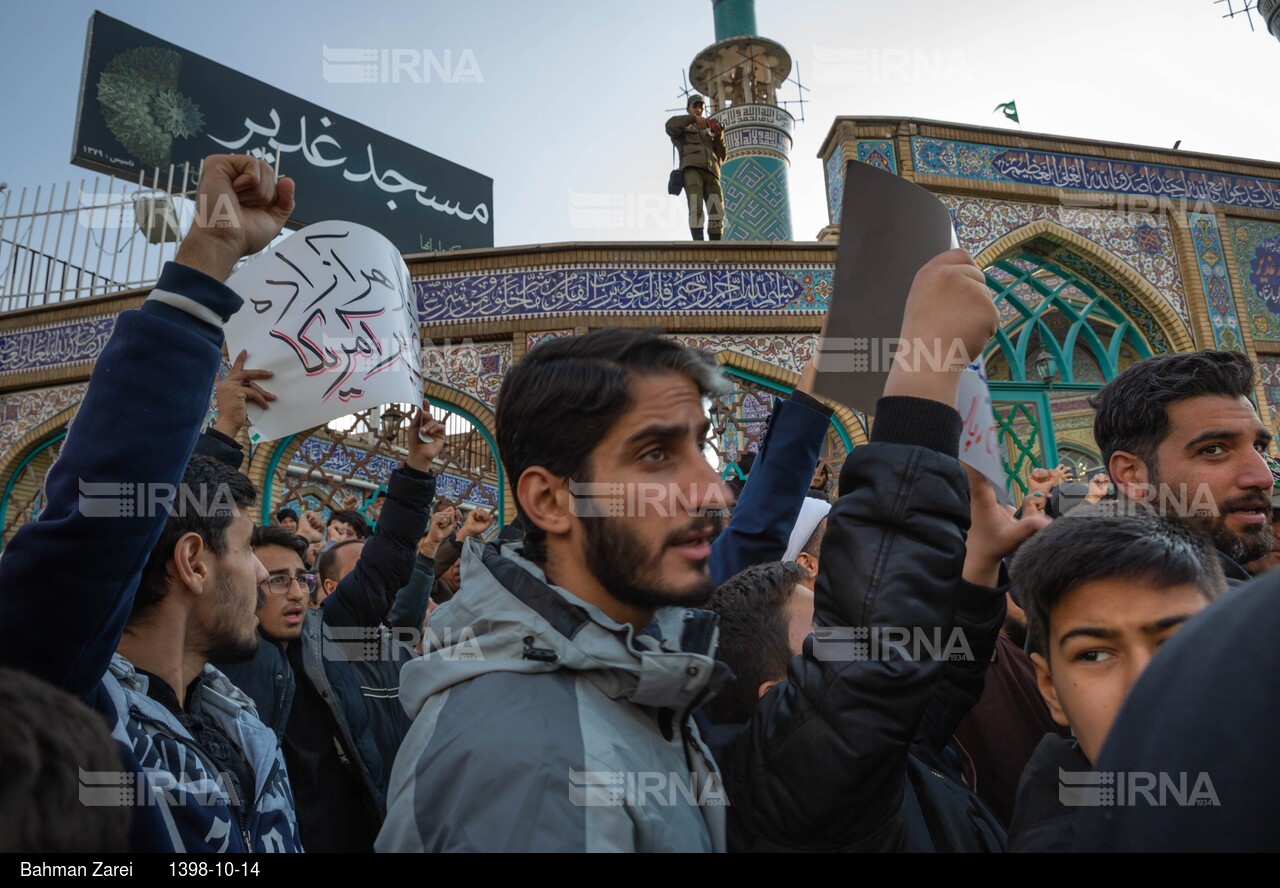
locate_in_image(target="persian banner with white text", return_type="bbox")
[73,12,493,252]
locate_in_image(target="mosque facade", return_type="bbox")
[3,2,1280,540]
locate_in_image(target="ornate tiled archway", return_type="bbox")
[0,404,79,548]
[977,226,1172,496]
[975,219,1194,355]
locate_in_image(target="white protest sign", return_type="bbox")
[957,360,1010,505]
[224,221,423,442]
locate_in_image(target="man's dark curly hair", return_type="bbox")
[1091,350,1256,472]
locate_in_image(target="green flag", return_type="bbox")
[994,101,1019,124]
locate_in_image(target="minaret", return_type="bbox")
[688,0,794,241]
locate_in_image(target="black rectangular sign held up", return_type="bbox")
[73,12,493,253]
[813,160,957,415]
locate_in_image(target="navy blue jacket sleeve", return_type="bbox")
[709,391,834,585]
[321,467,434,628]
[0,262,239,699]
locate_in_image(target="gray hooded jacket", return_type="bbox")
[376,538,728,852]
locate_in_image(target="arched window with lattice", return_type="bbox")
[981,247,1156,497]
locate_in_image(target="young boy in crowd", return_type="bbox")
[1006,508,1226,851]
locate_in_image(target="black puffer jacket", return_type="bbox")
[1008,734,1089,852]
[710,396,1006,852]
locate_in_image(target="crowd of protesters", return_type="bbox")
[1,154,1277,854]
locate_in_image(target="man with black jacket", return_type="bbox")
[706,470,1044,850]
[705,248,1047,851]
[1091,350,1274,582]
[214,410,444,851]
[704,461,1043,851]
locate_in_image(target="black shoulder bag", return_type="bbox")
[668,143,684,196]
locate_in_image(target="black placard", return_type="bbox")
[814,161,956,414]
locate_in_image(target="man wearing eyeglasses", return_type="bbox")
[255,529,319,641]
[216,409,445,852]
[214,526,314,736]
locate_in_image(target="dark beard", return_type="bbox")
[1163,474,1276,566]
[581,515,719,613]
[206,633,260,664]
[1207,516,1273,566]
[205,573,261,664]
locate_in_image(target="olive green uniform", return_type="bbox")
[666,113,728,239]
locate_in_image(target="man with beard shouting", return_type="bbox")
[1090,350,1274,583]
[377,328,733,852]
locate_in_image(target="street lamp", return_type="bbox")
[379,404,407,441]
[1030,347,1058,384]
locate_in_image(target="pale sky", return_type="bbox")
[1,0,1277,247]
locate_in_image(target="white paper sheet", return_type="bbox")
[223,221,424,442]
[957,359,1010,505]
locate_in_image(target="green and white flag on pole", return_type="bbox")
[994,101,1020,124]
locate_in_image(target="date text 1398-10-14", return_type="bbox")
[171,861,262,877]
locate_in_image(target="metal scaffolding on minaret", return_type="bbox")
[687,0,796,241]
